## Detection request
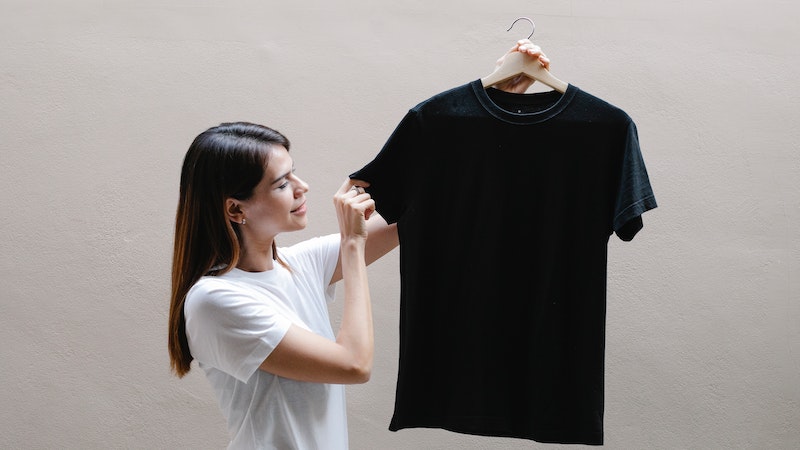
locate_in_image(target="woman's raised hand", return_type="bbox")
[333,178,375,240]
[493,39,553,94]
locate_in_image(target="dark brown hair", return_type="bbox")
[168,122,290,377]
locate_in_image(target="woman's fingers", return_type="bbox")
[516,39,550,69]
[335,179,375,222]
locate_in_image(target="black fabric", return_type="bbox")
[351,80,657,445]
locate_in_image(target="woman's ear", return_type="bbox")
[225,198,243,224]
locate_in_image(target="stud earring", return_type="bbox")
[241,218,246,225]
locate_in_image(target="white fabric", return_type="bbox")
[184,234,347,450]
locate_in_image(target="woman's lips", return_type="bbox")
[291,202,306,214]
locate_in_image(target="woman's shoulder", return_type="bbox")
[187,275,241,303]
[279,233,341,284]
[279,233,340,261]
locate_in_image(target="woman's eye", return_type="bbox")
[278,181,290,190]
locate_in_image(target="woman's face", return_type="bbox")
[236,145,309,241]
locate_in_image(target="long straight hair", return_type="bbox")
[168,122,291,377]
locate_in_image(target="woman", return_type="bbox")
[167,40,551,449]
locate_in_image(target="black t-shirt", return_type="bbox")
[351,80,657,445]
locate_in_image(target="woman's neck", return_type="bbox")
[237,244,275,272]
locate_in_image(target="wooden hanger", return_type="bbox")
[481,17,568,93]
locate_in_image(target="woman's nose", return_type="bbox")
[294,176,309,194]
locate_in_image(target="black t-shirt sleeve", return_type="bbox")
[350,109,420,224]
[612,121,657,241]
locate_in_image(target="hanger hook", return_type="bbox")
[507,16,535,40]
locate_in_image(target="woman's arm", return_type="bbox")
[330,182,399,285]
[259,179,375,384]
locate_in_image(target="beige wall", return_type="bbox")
[2,1,798,448]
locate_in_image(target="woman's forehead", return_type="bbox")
[263,146,293,179]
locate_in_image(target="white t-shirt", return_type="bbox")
[184,234,346,450]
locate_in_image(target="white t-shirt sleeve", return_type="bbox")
[281,233,341,302]
[185,234,341,384]
[185,278,292,383]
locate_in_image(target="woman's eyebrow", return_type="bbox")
[269,165,295,185]
[269,171,290,185]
